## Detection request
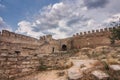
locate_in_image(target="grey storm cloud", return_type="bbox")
[84,0,109,9]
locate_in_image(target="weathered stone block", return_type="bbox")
[22,68,31,72]
[6,61,16,65]
[0,70,4,74]
[22,61,30,64]
[0,53,7,56]
[8,58,17,61]
[68,67,83,80]
[17,65,26,68]
[32,57,38,60]
[0,73,9,80]
[109,65,120,71]
[91,70,109,80]
[17,56,26,61]
[5,70,11,74]
[25,56,32,60]
[10,65,17,68]
[109,65,120,76]
[8,69,21,75]
[33,61,39,64]
[25,65,32,68]
[0,57,6,61]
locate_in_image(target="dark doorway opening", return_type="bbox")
[62,44,67,51]
[52,47,55,53]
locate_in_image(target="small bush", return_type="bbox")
[102,61,109,70]
[39,65,48,71]
[39,60,48,71]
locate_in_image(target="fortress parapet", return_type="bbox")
[72,26,120,49]
[0,31,1,36]
[100,29,104,32]
[109,27,113,31]
[92,30,95,33]
[2,30,9,36]
[96,30,99,33]
[113,27,117,29]
[0,30,39,44]
[104,28,108,31]
[73,34,75,37]
[46,35,53,41]
[76,33,79,36]
[40,34,53,41]
[84,32,87,35]
[80,32,83,35]
[73,26,120,38]
[88,31,91,34]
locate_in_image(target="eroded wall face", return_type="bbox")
[72,28,112,49]
[0,30,39,45]
[73,35,110,49]
[0,41,40,79]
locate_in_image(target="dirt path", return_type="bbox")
[16,70,67,80]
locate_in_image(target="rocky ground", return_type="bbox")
[15,46,120,80]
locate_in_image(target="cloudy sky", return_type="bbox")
[0,0,120,39]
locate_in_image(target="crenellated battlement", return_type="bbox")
[72,26,120,49]
[73,26,118,37]
[0,31,1,36]
[40,34,53,41]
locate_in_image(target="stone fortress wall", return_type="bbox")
[0,41,40,79]
[1,26,120,53]
[0,30,39,45]
[0,27,120,53]
[0,30,59,79]
[0,26,120,79]
[71,27,120,49]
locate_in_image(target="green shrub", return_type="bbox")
[102,61,109,70]
[39,60,48,71]
[39,65,48,71]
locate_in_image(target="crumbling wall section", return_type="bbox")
[40,35,53,42]
[0,30,39,45]
[0,41,40,79]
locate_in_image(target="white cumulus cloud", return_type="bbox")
[16,0,120,39]
[16,21,44,38]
